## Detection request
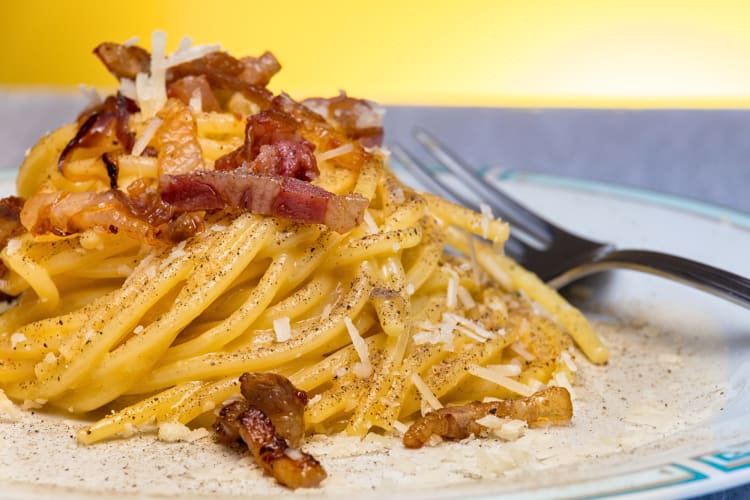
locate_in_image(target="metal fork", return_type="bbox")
[392,129,750,309]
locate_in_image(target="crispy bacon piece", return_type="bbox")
[94,42,275,106]
[159,169,367,233]
[238,51,282,86]
[403,387,573,449]
[239,372,308,446]
[0,196,26,283]
[238,406,326,489]
[213,373,326,489]
[214,399,249,444]
[169,51,273,106]
[0,196,25,244]
[272,94,369,171]
[155,99,205,176]
[19,191,160,243]
[215,110,318,181]
[303,93,384,148]
[93,42,150,80]
[60,93,138,179]
[166,75,221,112]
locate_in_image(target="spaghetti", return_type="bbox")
[0,33,607,455]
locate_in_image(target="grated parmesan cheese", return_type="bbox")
[475,413,505,430]
[164,39,220,69]
[413,324,454,351]
[43,352,57,364]
[158,422,210,443]
[553,371,575,398]
[479,202,493,239]
[405,283,415,296]
[131,117,163,156]
[443,312,495,340]
[456,285,476,309]
[0,389,21,421]
[133,325,145,335]
[122,36,139,47]
[79,84,102,106]
[307,394,322,406]
[410,373,442,413]
[454,325,487,343]
[273,317,292,343]
[316,143,354,162]
[118,78,137,100]
[22,399,47,410]
[510,341,535,362]
[344,317,371,378]
[129,31,219,119]
[188,88,203,113]
[485,363,522,377]
[362,211,378,234]
[283,447,304,461]
[445,268,459,309]
[496,419,527,441]
[10,332,26,349]
[560,350,578,372]
[391,186,405,204]
[5,238,21,256]
[468,364,535,397]
[391,420,409,436]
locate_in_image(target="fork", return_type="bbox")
[392,129,750,309]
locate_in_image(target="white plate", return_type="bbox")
[1,173,749,499]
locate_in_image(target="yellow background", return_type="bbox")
[3,0,750,107]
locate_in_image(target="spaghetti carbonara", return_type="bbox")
[0,33,607,481]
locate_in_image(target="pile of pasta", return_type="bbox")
[0,34,607,446]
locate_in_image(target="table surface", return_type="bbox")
[0,90,748,499]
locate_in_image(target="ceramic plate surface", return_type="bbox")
[1,172,749,499]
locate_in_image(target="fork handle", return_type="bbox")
[549,249,750,309]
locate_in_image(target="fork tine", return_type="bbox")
[414,128,556,244]
[391,142,533,265]
[390,144,464,207]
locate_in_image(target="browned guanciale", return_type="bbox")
[303,93,384,148]
[19,191,160,243]
[0,196,26,286]
[215,109,318,181]
[59,93,139,180]
[169,51,273,106]
[95,41,275,106]
[155,98,205,176]
[17,176,209,245]
[94,42,151,81]
[166,75,221,112]
[272,93,370,171]
[0,196,25,245]
[238,51,282,87]
[159,169,367,233]
[403,387,573,449]
[214,373,326,489]
[239,372,308,446]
